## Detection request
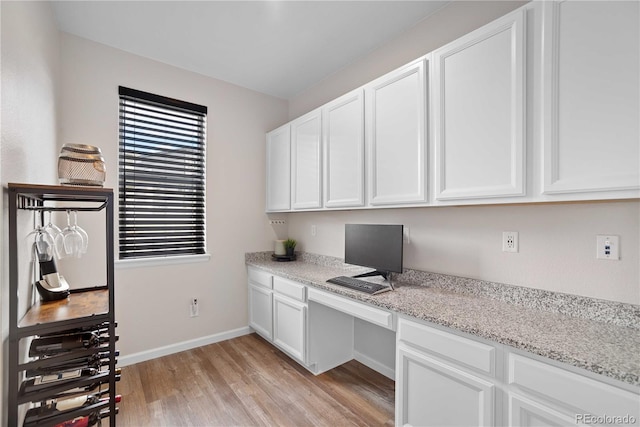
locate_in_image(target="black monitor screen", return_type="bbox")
[344,224,403,274]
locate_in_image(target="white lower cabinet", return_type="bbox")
[396,317,498,427]
[507,352,640,427]
[396,345,495,427]
[247,268,274,340]
[248,284,273,340]
[247,268,308,365]
[273,293,306,363]
[395,317,640,427]
[508,394,575,427]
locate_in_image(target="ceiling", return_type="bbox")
[52,1,449,100]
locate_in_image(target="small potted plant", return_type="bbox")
[284,238,297,256]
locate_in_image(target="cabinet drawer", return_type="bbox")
[508,353,640,418]
[307,288,394,330]
[397,317,495,376]
[273,276,306,302]
[248,268,272,289]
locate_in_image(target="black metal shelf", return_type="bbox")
[8,183,117,426]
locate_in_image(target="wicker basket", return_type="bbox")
[58,144,106,186]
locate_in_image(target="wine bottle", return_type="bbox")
[29,332,103,357]
[19,368,101,395]
[26,351,119,377]
[38,321,117,338]
[30,334,119,358]
[23,394,121,427]
[46,373,121,400]
[53,408,118,427]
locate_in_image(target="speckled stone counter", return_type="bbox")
[246,252,640,387]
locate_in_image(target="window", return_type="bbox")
[118,86,207,259]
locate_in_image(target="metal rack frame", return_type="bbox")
[8,183,116,426]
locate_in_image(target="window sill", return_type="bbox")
[115,253,211,269]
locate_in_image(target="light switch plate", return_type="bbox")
[596,235,619,260]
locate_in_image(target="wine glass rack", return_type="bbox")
[8,183,118,426]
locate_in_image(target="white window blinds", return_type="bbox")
[118,86,207,259]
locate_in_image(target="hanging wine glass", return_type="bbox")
[73,211,89,255]
[61,210,84,258]
[26,211,55,262]
[43,211,63,259]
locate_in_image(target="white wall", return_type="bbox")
[1,1,60,424]
[285,0,640,305]
[57,33,289,361]
[287,202,639,304]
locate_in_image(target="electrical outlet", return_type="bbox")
[596,235,619,260]
[403,226,410,244]
[269,219,286,225]
[502,231,519,253]
[311,225,317,237]
[190,298,199,317]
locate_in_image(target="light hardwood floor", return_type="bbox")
[117,333,395,426]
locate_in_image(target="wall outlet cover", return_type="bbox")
[190,298,199,317]
[502,231,519,253]
[596,235,620,260]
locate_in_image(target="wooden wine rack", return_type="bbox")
[8,183,118,426]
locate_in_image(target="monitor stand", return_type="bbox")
[353,270,395,290]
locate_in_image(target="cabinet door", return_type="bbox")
[266,124,291,211]
[291,110,322,210]
[508,394,574,427]
[541,1,639,195]
[396,345,495,427]
[366,60,427,205]
[508,353,640,423]
[273,293,306,363]
[433,10,526,200]
[323,89,365,208]
[248,284,273,340]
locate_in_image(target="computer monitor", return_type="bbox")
[344,224,403,281]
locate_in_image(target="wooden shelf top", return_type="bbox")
[19,289,109,329]
[9,183,113,193]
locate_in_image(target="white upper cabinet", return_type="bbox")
[432,9,526,201]
[266,1,638,211]
[322,89,365,208]
[266,124,291,212]
[366,60,427,206]
[541,0,640,195]
[291,109,322,210]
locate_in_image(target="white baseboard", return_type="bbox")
[354,350,395,380]
[118,326,251,367]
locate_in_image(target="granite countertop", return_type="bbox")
[246,252,640,387]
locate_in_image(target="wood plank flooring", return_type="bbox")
[116,333,395,426]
